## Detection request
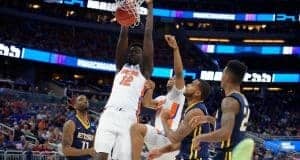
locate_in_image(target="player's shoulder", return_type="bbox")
[63,119,76,131]
[184,107,204,121]
[195,102,207,109]
[221,96,240,113]
[64,119,75,126]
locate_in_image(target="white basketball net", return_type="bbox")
[115,0,144,27]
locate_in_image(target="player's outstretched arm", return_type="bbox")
[116,26,129,71]
[191,97,239,149]
[164,35,184,89]
[142,0,154,79]
[62,120,95,157]
[148,143,180,160]
[161,108,205,143]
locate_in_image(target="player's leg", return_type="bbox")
[130,123,147,160]
[94,110,117,160]
[143,124,178,160]
[112,112,137,160]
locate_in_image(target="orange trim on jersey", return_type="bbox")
[167,102,180,127]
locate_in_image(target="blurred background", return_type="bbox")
[0,0,299,159]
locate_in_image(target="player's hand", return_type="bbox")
[192,137,201,150]
[145,0,153,5]
[161,109,171,120]
[148,148,163,159]
[189,115,216,128]
[145,80,155,90]
[164,35,179,50]
[87,148,96,157]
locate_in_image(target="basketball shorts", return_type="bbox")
[94,107,137,160]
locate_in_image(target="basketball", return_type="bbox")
[115,7,137,27]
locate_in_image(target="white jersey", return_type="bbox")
[155,86,185,132]
[105,64,146,112]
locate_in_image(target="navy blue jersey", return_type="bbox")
[176,102,210,160]
[66,115,96,160]
[214,92,250,160]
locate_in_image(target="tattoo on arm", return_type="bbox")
[160,142,181,153]
[220,97,239,138]
[194,97,239,142]
[162,108,204,143]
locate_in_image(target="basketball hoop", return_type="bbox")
[115,0,144,27]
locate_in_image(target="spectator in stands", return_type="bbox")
[5,133,17,149]
[13,123,23,141]
[0,132,5,149]
[264,150,274,160]
[21,123,34,136]
[38,118,47,131]
[28,115,36,130]
[49,127,62,144]
[32,138,54,152]
[15,135,29,150]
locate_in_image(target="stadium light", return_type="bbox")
[189,37,230,42]
[28,4,40,9]
[74,74,84,79]
[267,87,282,91]
[243,39,285,43]
[242,87,260,91]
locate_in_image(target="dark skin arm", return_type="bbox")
[161,108,205,143]
[115,26,129,72]
[191,97,240,149]
[159,142,180,153]
[164,35,185,89]
[62,120,95,157]
[142,80,158,109]
[148,143,180,159]
[141,2,154,79]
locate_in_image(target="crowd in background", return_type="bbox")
[0,81,299,159]
[246,92,299,137]
[0,94,67,152]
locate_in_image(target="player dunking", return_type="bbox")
[191,60,251,160]
[94,0,154,159]
[149,79,212,160]
[130,35,185,160]
[62,95,96,160]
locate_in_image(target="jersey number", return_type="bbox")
[240,108,250,131]
[120,74,134,86]
[82,141,89,149]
